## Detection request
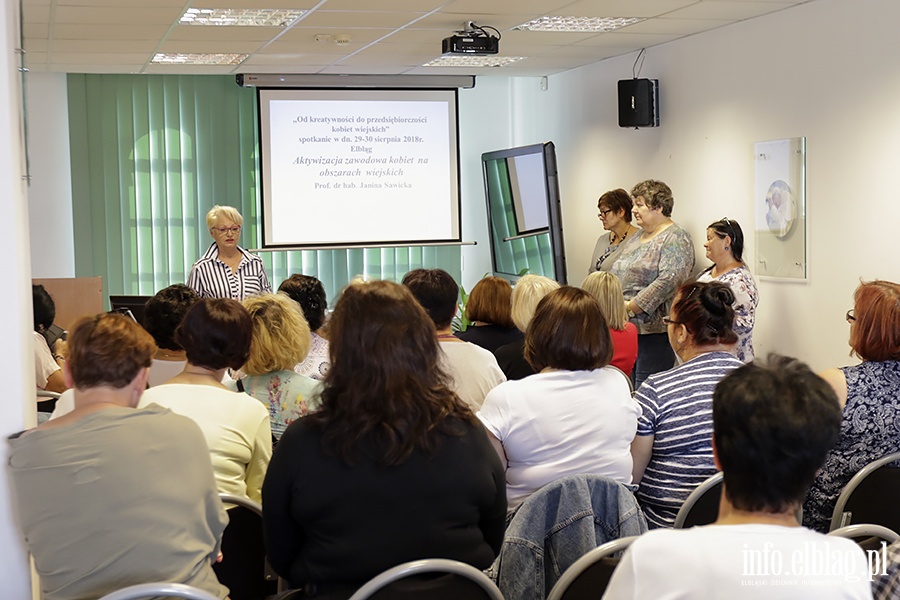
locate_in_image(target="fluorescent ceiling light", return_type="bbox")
[514,16,645,32]
[152,53,249,65]
[180,8,307,27]
[423,56,525,68]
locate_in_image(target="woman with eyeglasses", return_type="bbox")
[589,188,638,274]
[630,281,744,528]
[187,205,272,300]
[610,180,695,390]
[696,217,758,362]
[802,280,900,533]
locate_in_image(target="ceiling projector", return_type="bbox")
[442,22,499,55]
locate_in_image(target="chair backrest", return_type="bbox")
[346,558,504,600]
[828,523,900,544]
[36,389,60,414]
[829,451,900,532]
[214,493,278,600]
[673,472,723,529]
[97,582,221,600]
[546,536,639,600]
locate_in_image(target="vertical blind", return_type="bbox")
[67,74,461,305]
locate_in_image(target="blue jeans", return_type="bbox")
[634,333,675,391]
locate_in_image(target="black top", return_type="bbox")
[455,324,523,353]
[262,416,507,593]
[493,339,535,381]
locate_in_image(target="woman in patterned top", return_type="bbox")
[611,180,695,390]
[696,217,759,362]
[280,274,330,381]
[802,280,900,532]
[229,292,322,440]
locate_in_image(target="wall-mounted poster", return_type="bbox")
[754,137,807,281]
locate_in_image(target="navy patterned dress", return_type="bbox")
[802,360,900,532]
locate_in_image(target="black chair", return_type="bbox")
[97,582,220,600]
[345,559,504,600]
[546,536,639,600]
[214,494,278,600]
[829,451,900,532]
[672,472,723,529]
[36,389,60,414]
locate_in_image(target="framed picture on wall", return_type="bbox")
[754,137,807,281]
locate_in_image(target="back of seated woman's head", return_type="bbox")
[142,284,199,351]
[465,276,514,329]
[314,280,472,465]
[68,313,156,389]
[32,285,55,332]
[510,274,561,333]
[525,286,612,372]
[241,293,311,375]
[581,271,628,331]
[278,274,327,332]
[672,281,738,346]
[851,280,900,362]
[174,298,252,371]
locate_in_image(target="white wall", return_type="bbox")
[504,0,900,371]
[26,72,75,277]
[0,0,38,595]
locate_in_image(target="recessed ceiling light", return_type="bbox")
[151,53,249,65]
[514,16,645,32]
[423,56,526,68]
[179,8,307,27]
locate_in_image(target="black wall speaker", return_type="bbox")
[618,78,659,128]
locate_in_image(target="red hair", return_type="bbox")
[851,280,900,362]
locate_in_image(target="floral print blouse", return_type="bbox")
[229,370,322,439]
[697,265,759,362]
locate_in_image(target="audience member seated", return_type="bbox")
[280,274,331,381]
[227,293,322,440]
[631,281,744,528]
[582,271,638,377]
[603,355,872,599]
[873,539,900,599]
[478,286,640,511]
[8,313,228,600]
[455,275,523,352]
[402,268,505,410]
[262,280,506,597]
[803,280,900,532]
[142,283,199,386]
[493,274,560,380]
[32,284,68,394]
[140,298,272,502]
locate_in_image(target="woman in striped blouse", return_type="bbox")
[630,281,744,528]
[187,205,271,300]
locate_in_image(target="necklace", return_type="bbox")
[611,225,634,246]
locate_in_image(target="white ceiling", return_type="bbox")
[21,0,816,77]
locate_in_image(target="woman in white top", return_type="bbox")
[696,217,758,362]
[140,298,272,502]
[478,286,640,511]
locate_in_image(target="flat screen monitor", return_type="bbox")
[481,142,567,284]
[109,295,152,325]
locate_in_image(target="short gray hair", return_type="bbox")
[631,180,674,217]
[510,275,560,332]
[205,205,244,230]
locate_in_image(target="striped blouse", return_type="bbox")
[187,243,272,301]
[634,351,744,528]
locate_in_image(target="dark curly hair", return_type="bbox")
[278,274,327,332]
[308,280,475,466]
[142,284,199,351]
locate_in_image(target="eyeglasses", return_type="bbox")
[845,309,856,323]
[662,317,681,326]
[597,208,613,219]
[212,226,241,235]
[719,217,737,240]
